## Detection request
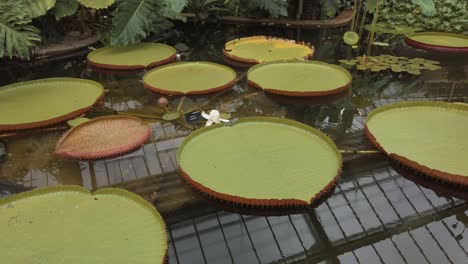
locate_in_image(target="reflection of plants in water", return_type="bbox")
[340,55,441,75]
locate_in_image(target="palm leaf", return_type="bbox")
[24,0,56,18]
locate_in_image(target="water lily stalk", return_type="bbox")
[350,0,358,31]
[366,3,380,56]
[117,112,163,120]
[358,8,368,39]
[0,126,69,139]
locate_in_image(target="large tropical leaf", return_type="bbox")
[53,0,79,20]
[244,0,288,18]
[77,0,115,9]
[110,0,170,46]
[24,0,56,18]
[0,1,41,59]
[161,0,187,21]
[412,0,436,16]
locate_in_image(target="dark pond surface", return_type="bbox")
[1,24,467,263]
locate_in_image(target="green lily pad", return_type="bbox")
[143,62,237,95]
[366,101,468,186]
[343,31,359,46]
[67,117,90,127]
[0,78,104,131]
[223,36,314,64]
[87,43,177,70]
[406,32,468,53]
[247,61,352,97]
[407,70,421,75]
[0,186,167,263]
[162,112,182,121]
[178,117,342,209]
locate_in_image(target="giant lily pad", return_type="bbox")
[223,36,314,65]
[0,185,167,263]
[143,62,236,95]
[365,101,468,186]
[405,32,468,53]
[55,116,151,160]
[87,43,177,70]
[0,78,104,131]
[178,117,342,209]
[248,61,352,97]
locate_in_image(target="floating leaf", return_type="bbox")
[247,61,352,97]
[343,31,359,45]
[224,36,314,64]
[67,117,90,127]
[178,117,342,209]
[56,116,151,160]
[0,186,167,263]
[405,32,468,53]
[366,101,468,186]
[87,43,177,70]
[143,62,236,95]
[0,78,103,131]
[162,112,182,121]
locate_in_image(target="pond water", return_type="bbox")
[1,24,467,263]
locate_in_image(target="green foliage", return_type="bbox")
[244,0,288,18]
[110,0,173,46]
[24,0,56,18]
[77,0,116,9]
[320,0,344,18]
[0,1,41,59]
[411,0,435,16]
[161,0,188,20]
[339,55,441,75]
[380,0,467,32]
[53,0,79,20]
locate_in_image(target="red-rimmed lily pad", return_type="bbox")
[0,78,104,131]
[55,116,151,160]
[223,36,314,65]
[365,101,468,186]
[87,43,177,70]
[177,117,342,211]
[0,185,168,264]
[405,32,468,53]
[143,62,236,95]
[248,61,352,97]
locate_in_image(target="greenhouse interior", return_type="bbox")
[0,0,467,263]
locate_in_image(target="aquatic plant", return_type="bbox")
[0,186,168,264]
[339,55,441,75]
[365,101,468,186]
[405,32,468,53]
[177,117,342,210]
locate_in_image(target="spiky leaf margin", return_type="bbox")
[0,1,41,59]
[53,0,79,20]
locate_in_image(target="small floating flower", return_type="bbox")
[201,110,230,127]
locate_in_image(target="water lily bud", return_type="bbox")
[157,97,169,108]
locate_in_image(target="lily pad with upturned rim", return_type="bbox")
[55,116,151,160]
[248,61,352,97]
[0,185,168,264]
[223,36,314,65]
[87,43,177,70]
[365,101,468,186]
[143,62,237,95]
[0,78,104,131]
[405,32,468,53]
[177,117,342,210]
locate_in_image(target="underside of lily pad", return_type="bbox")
[248,61,352,97]
[223,36,314,64]
[405,32,468,53]
[0,78,104,131]
[365,101,468,186]
[55,116,151,160]
[0,185,168,264]
[87,43,177,70]
[177,117,342,211]
[143,62,237,95]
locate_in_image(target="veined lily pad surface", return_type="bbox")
[143,62,236,95]
[405,32,468,53]
[0,78,104,131]
[178,117,342,209]
[223,36,314,64]
[56,116,151,160]
[0,186,167,264]
[87,43,177,70]
[365,101,468,186]
[248,61,352,97]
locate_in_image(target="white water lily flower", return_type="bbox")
[202,110,230,127]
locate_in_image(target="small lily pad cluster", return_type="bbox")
[339,55,441,75]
